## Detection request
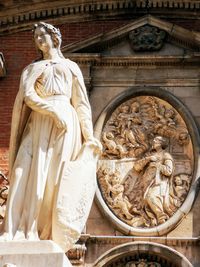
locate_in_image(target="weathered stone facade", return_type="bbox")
[0,1,200,266]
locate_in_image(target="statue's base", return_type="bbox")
[0,240,72,267]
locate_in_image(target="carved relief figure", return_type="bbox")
[116,105,130,133]
[133,136,174,225]
[110,174,133,220]
[98,95,193,229]
[171,174,190,208]
[102,132,125,158]
[0,22,101,251]
[98,168,133,220]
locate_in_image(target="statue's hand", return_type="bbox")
[52,111,68,131]
[86,137,103,155]
[149,155,158,162]
[56,119,68,130]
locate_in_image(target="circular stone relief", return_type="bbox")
[94,88,199,236]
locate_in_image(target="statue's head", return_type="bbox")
[33,22,62,58]
[152,136,168,150]
[174,175,182,186]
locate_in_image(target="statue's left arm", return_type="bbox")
[71,62,102,153]
[71,73,93,142]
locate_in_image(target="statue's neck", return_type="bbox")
[43,48,61,60]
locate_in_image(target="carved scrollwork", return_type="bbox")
[97,96,193,228]
[129,25,167,51]
[67,244,87,265]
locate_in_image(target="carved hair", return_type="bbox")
[33,22,64,58]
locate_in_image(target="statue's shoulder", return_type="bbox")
[164,151,173,161]
[64,58,78,68]
[20,60,45,84]
[20,64,32,79]
[63,58,82,76]
[22,60,42,74]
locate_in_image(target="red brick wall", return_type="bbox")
[0,19,128,174]
[0,31,37,175]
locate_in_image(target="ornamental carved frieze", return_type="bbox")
[96,92,196,233]
[129,25,167,51]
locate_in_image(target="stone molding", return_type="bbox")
[62,15,200,54]
[93,241,193,267]
[61,15,200,97]
[0,1,200,35]
[63,53,200,67]
[61,16,200,95]
[86,235,200,246]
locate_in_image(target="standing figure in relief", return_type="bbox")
[109,174,133,220]
[133,136,174,225]
[171,175,189,208]
[0,22,101,251]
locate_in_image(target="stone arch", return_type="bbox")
[93,241,193,267]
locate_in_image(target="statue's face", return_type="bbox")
[34,26,54,53]
[175,176,182,186]
[152,136,162,150]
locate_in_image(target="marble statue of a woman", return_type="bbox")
[0,22,101,251]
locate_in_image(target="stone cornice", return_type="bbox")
[0,0,200,35]
[67,235,200,264]
[86,235,200,246]
[62,15,200,53]
[64,53,200,67]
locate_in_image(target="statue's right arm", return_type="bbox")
[22,66,67,130]
[134,157,149,172]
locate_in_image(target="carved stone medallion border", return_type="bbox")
[94,87,200,236]
[93,241,193,267]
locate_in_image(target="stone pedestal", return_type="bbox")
[0,240,72,267]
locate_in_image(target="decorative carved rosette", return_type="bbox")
[95,88,199,235]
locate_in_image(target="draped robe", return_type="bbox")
[2,58,99,251]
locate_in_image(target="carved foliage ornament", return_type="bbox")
[129,25,167,51]
[97,95,193,229]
